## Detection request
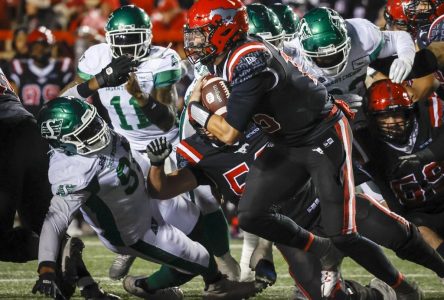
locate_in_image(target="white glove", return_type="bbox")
[389,58,412,83]
[336,94,363,111]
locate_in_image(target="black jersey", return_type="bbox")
[0,68,33,127]
[8,58,74,117]
[360,96,444,213]
[177,125,320,226]
[211,36,342,147]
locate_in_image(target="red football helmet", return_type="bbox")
[184,0,249,65]
[367,79,415,145]
[27,26,55,45]
[385,0,444,37]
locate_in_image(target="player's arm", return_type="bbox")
[189,72,274,145]
[378,30,416,83]
[33,192,86,298]
[61,55,136,100]
[145,137,199,199]
[427,41,444,69]
[127,73,176,132]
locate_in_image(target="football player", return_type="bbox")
[0,68,118,299]
[284,7,416,127]
[360,79,444,262]
[62,5,239,282]
[144,123,444,299]
[183,0,419,297]
[269,3,299,42]
[6,27,75,117]
[33,96,260,300]
[385,0,444,48]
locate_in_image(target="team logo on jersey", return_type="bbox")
[234,143,249,154]
[245,56,257,65]
[41,119,63,139]
[312,147,324,155]
[209,8,238,25]
[56,184,76,196]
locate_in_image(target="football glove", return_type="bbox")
[95,55,137,88]
[389,58,412,83]
[32,261,66,299]
[391,154,422,175]
[146,137,172,166]
[338,94,363,109]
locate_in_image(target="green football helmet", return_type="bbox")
[297,7,351,76]
[247,3,285,49]
[105,5,152,61]
[37,97,111,155]
[269,4,299,42]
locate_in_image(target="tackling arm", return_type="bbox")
[148,167,198,199]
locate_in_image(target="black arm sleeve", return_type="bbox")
[225,72,275,132]
[140,94,171,125]
[370,48,438,79]
[417,126,444,162]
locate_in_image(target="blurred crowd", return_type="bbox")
[0,0,387,61]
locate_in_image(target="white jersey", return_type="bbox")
[48,132,152,247]
[284,18,389,96]
[77,43,182,151]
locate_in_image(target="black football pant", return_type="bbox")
[238,116,402,286]
[0,119,52,262]
[277,193,444,299]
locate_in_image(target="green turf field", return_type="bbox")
[0,236,442,299]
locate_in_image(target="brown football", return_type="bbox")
[201,74,230,117]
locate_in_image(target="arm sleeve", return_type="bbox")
[370,48,438,79]
[38,192,89,263]
[225,72,275,132]
[379,30,416,65]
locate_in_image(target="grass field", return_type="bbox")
[0,236,443,299]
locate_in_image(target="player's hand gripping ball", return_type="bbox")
[200,74,230,117]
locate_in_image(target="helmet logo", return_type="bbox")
[118,24,136,30]
[210,8,238,24]
[41,119,63,139]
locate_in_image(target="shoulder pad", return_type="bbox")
[224,41,271,85]
[77,43,112,80]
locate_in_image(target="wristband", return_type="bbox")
[189,102,210,128]
[77,81,95,98]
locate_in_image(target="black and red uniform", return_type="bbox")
[359,96,444,237]
[177,123,444,299]
[206,35,405,286]
[0,68,52,262]
[7,58,74,116]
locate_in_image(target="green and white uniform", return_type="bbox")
[39,132,211,273]
[78,43,200,233]
[285,18,414,96]
[78,43,181,150]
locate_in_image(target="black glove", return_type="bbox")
[146,137,172,166]
[391,154,422,176]
[32,261,66,299]
[95,55,136,88]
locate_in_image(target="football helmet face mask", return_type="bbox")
[184,0,249,65]
[269,3,299,42]
[297,7,351,76]
[105,5,152,62]
[37,97,111,155]
[247,4,285,49]
[366,79,415,145]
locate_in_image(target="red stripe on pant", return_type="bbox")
[333,117,357,235]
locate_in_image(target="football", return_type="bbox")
[201,74,230,117]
